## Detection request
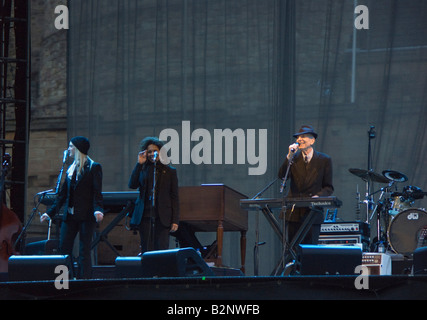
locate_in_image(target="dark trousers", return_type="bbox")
[139,217,170,254]
[59,217,95,279]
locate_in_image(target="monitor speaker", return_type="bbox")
[8,255,73,281]
[413,246,427,275]
[297,245,362,275]
[115,247,215,278]
[24,239,59,255]
[115,256,144,278]
[141,247,214,277]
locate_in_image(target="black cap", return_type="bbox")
[71,136,90,155]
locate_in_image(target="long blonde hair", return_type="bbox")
[67,147,90,178]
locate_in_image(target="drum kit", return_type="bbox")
[349,168,427,257]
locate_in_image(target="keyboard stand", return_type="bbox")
[272,206,322,276]
[91,201,135,260]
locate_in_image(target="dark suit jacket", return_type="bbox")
[47,158,104,222]
[278,150,334,222]
[128,162,180,228]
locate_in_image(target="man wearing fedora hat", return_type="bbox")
[278,125,334,245]
[41,136,104,279]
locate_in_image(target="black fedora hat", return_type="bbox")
[293,125,318,139]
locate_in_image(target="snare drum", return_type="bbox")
[388,208,427,255]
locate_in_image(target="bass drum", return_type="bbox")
[388,208,427,256]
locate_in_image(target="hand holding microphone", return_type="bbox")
[138,149,159,164]
[288,142,299,158]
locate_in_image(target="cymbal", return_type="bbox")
[382,170,408,182]
[348,168,390,183]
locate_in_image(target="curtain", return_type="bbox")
[294,0,427,248]
[68,0,427,275]
[68,0,295,276]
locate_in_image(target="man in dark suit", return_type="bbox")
[41,136,104,279]
[128,137,180,253]
[278,125,334,245]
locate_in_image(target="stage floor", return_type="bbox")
[1,273,427,300]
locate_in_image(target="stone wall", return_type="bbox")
[25,0,68,238]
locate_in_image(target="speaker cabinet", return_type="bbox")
[413,247,427,275]
[141,248,214,277]
[8,255,73,281]
[297,245,362,275]
[24,239,59,255]
[115,256,144,278]
[115,248,215,278]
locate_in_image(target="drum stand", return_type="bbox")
[366,126,375,224]
[369,182,394,251]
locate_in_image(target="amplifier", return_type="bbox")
[362,253,392,275]
[319,222,370,251]
[320,221,369,235]
[318,234,362,245]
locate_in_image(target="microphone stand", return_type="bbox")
[17,151,68,253]
[150,158,157,250]
[369,181,394,250]
[52,156,67,240]
[55,158,66,194]
[280,152,297,194]
[277,151,297,274]
[14,189,52,252]
[365,126,375,223]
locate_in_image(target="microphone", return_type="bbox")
[291,142,299,153]
[153,151,159,161]
[62,149,68,163]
